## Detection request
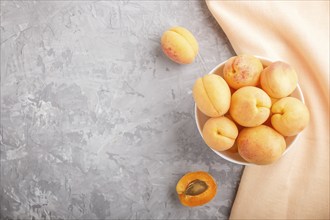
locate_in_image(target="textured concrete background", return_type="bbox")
[0,1,243,219]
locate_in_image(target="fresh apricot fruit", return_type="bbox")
[176,171,217,207]
[237,125,286,165]
[161,26,198,64]
[260,61,298,98]
[202,116,238,151]
[193,74,231,117]
[223,54,263,89]
[230,86,271,127]
[271,97,310,136]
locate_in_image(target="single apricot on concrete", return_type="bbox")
[176,171,217,207]
[271,97,310,136]
[161,26,198,64]
[260,61,298,98]
[237,125,286,165]
[223,54,263,89]
[193,74,231,118]
[230,86,271,127]
[202,116,238,151]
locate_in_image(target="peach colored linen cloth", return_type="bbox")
[206,1,329,219]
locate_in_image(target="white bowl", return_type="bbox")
[195,56,304,166]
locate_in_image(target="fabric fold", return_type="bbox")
[206,1,329,219]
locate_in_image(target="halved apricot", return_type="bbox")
[176,171,217,207]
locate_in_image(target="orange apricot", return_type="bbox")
[223,54,263,89]
[161,26,198,64]
[176,171,217,207]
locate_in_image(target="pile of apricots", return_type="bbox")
[161,26,310,207]
[194,54,310,165]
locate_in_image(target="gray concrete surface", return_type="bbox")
[0,1,243,219]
